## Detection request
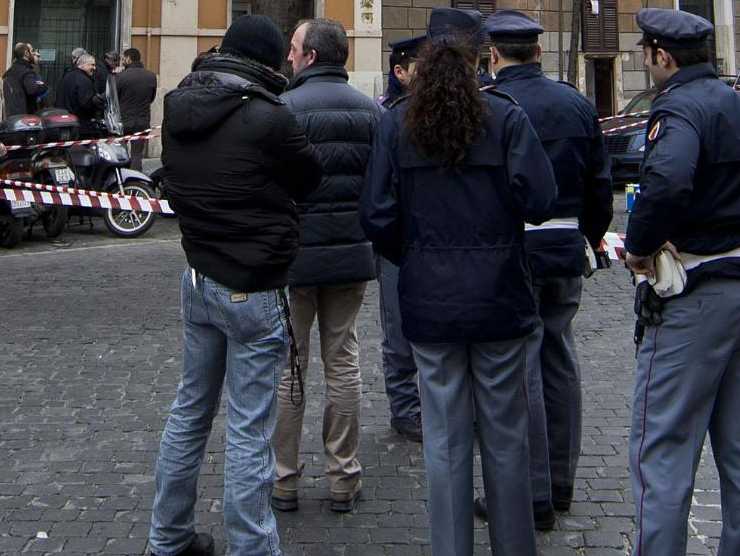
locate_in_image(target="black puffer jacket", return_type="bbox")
[162,55,322,292]
[281,64,381,286]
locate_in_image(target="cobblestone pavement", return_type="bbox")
[0,195,723,555]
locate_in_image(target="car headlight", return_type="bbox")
[630,132,646,153]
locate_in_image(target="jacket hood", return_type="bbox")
[164,55,288,140]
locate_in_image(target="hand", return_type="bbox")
[0,142,7,158]
[662,241,681,261]
[625,251,656,278]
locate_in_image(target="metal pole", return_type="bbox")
[558,0,564,80]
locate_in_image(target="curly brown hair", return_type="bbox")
[405,39,485,166]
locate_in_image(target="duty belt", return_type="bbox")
[524,217,579,232]
[680,246,740,271]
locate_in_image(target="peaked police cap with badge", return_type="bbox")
[389,35,427,59]
[484,10,544,44]
[636,8,713,50]
[428,7,486,46]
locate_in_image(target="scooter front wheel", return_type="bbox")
[0,214,23,248]
[103,181,157,238]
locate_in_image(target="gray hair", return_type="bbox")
[71,47,87,63]
[301,19,349,66]
[76,53,95,68]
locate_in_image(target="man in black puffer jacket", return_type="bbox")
[272,18,380,515]
[149,15,321,556]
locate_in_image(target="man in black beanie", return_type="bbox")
[148,14,321,556]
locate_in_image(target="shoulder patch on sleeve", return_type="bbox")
[647,119,664,142]
[557,80,579,90]
[388,93,411,109]
[481,86,519,105]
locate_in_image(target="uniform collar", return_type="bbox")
[660,62,716,93]
[494,63,543,84]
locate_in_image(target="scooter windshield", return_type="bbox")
[104,75,124,137]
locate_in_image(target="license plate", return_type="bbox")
[10,200,31,210]
[54,167,75,184]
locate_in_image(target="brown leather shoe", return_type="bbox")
[330,485,362,513]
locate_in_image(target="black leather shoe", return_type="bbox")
[473,496,488,520]
[474,497,555,531]
[552,484,573,512]
[391,416,423,443]
[151,533,215,556]
[533,500,556,531]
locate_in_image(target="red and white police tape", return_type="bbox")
[1,180,174,215]
[602,232,626,261]
[602,119,649,135]
[598,110,650,123]
[5,132,160,153]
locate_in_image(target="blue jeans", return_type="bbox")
[376,256,420,422]
[149,269,287,556]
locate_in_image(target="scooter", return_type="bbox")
[0,114,69,248]
[42,78,157,238]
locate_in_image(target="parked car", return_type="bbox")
[602,88,656,186]
[603,77,740,186]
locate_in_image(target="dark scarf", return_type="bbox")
[195,54,289,95]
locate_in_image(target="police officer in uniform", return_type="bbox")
[362,8,556,555]
[473,10,613,529]
[625,8,740,556]
[375,34,426,442]
[378,36,425,109]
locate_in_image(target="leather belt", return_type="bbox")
[680,246,740,271]
[524,217,579,232]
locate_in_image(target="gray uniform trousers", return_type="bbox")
[376,256,421,422]
[410,339,537,556]
[526,275,583,503]
[630,278,740,556]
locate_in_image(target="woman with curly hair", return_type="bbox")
[361,7,557,555]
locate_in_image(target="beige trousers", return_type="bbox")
[274,282,366,496]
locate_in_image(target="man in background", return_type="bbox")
[3,43,48,116]
[117,48,157,170]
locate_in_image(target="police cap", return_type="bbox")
[636,8,713,49]
[388,35,426,59]
[428,7,485,45]
[484,10,544,44]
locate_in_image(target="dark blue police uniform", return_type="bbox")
[484,9,613,521]
[626,8,740,556]
[362,8,557,556]
[379,36,425,109]
[376,35,427,442]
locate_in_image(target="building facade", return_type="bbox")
[383,0,738,116]
[0,0,735,129]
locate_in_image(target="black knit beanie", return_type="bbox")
[221,15,285,70]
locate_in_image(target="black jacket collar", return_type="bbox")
[494,63,544,85]
[289,64,349,90]
[660,63,716,93]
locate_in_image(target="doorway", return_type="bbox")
[586,57,615,118]
[13,0,120,103]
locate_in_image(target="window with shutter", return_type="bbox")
[582,0,619,52]
[453,0,497,17]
